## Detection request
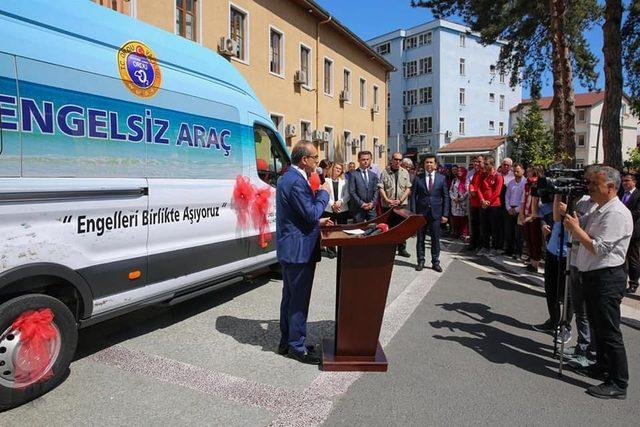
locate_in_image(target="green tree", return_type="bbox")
[411,0,600,164]
[511,100,557,167]
[623,147,640,171]
[623,0,640,116]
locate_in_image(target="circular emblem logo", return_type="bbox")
[117,41,162,98]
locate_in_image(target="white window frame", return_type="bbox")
[229,2,249,64]
[499,94,505,110]
[460,34,466,47]
[359,134,367,151]
[577,109,586,123]
[268,25,285,78]
[576,159,585,169]
[459,58,466,76]
[577,133,586,147]
[359,77,367,110]
[499,121,504,135]
[373,85,380,112]
[324,125,334,159]
[300,119,312,141]
[270,112,285,136]
[459,117,465,134]
[342,67,352,104]
[459,88,465,105]
[499,72,505,84]
[377,42,391,55]
[489,120,495,130]
[298,42,312,90]
[489,93,495,102]
[323,56,334,97]
[174,0,203,44]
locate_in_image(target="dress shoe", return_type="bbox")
[572,364,609,382]
[287,348,321,365]
[586,382,626,400]
[627,283,638,294]
[397,249,411,258]
[432,264,443,273]
[278,343,316,355]
[415,262,425,271]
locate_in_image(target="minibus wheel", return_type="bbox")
[0,294,78,411]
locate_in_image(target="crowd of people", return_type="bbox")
[277,141,635,400]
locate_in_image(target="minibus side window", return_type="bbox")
[254,124,289,187]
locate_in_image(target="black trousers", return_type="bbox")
[625,238,640,285]
[504,212,522,255]
[416,213,441,265]
[479,206,501,250]
[582,265,629,389]
[469,206,481,249]
[543,251,573,326]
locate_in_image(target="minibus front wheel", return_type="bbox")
[0,294,78,411]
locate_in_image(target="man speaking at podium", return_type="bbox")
[277,141,333,365]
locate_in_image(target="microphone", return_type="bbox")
[361,223,379,236]
[316,167,326,184]
[363,223,389,237]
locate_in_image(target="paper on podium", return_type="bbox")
[343,228,366,235]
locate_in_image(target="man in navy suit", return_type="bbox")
[276,141,333,364]
[349,150,379,222]
[412,155,450,272]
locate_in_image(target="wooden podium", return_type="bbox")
[320,208,426,371]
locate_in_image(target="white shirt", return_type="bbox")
[359,168,370,184]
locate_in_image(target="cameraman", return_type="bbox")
[563,165,632,400]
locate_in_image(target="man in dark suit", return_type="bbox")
[621,173,640,293]
[349,150,379,223]
[276,141,333,364]
[412,155,450,272]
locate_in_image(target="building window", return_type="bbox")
[373,85,379,108]
[460,34,466,47]
[499,121,504,135]
[344,130,351,146]
[404,36,417,50]
[403,60,418,78]
[324,126,334,158]
[230,6,247,60]
[419,57,432,74]
[419,31,432,45]
[489,120,495,130]
[360,134,367,150]
[459,117,465,134]
[404,118,418,135]
[300,45,311,86]
[269,28,284,76]
[324,57,333,95]
[403,89,417,106]
[387,92,391,109]
[419,86,432,104]
[489,93,495,102]
[459,58,466,75]
[300,120,311,140]
[343,69,351,100]
[419,116,433,133]
[490,65,496,75]
[577,134,586,147]
[499,95,505,110]
[376,42,391,55]
[270,113,284,136]
[459,88,465,105]
[578,109,586,123]
[499,72,505,83]
[576,158,584,169]
[176,0,197,41]
[360,78,366,108]
[387,121,390,136]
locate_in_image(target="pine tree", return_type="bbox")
[623,1,640,116]
[512,101,557,168]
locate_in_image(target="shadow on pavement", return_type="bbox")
[476,276,545,298]
[621,316,640,331]
[436,302,534,331]
[430,319,592,389]
[74,274,274,360]
[215,316,335,354]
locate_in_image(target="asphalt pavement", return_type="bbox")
[2,237,639,425]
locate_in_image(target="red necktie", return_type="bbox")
[428,174,433,191]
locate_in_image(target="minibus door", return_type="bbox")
[0,52,20,177]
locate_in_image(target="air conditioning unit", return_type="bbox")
[371,105,380,114]
[445,130,452,138]
[311,130,323,142]
[353,139,361,148]
[218,37,238,57]
[339,90,351,102]
[285,124,297,138]
[322,131,331,142]
[403,105,412,113]
[294,70,307,85]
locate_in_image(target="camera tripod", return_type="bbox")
[552,193,579,377]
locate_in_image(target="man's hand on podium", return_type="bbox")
[319,217,334,227]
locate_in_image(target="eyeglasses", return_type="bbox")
[305,154,319,160]
[392,158,402,161]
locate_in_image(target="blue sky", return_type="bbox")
[316,0,607,99]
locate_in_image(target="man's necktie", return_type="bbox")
[362,170,368,186]
[623,192,631,204]
[428,173,433,192]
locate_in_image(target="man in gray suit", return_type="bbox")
[349,151,379,223]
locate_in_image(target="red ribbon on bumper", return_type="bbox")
[11,308,56,384]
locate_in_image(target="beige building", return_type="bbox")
[92,0,394,167]
[510,92,639,168]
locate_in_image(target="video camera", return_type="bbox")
[536,163,589,198]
